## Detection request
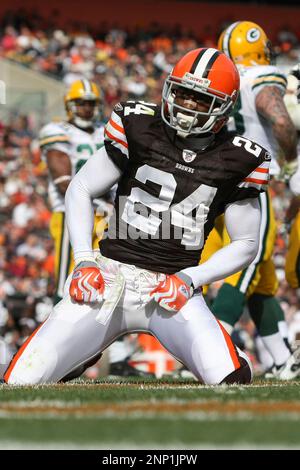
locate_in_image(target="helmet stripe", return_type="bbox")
[190,49,207,74]
[222,21,241,59]
[82,79,92,93]
[202,51,221,77]
[192,48,220,78]
[81,79,87,92]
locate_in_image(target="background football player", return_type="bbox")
[202,21,299,379]
[284,66,300,290]
[39,79,151,378]
[5,48,270,386]
[39,79,109,304]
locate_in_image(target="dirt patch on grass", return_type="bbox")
[1,400,300,417]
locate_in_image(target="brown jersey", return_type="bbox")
[100,101,270,273]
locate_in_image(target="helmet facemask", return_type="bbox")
[161,75,236,136]
[67,97,101,129]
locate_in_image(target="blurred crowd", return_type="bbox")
[1,9,300,120]
[0,9,300,373]
[0,113,54,356]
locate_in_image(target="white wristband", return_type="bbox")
[75,257,96,267]
[74,250,96,266]
[53,175,72,185]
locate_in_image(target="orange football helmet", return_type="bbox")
[162,48,240,135]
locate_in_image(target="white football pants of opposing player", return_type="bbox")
[4,254,249,385]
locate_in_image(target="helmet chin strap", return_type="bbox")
[176,112,194,131]
[73,116,94,129]
[175,111,217,137]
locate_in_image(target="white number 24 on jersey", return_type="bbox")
[121,164,217,249]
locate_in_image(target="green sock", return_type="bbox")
[53,294,62,305]
[212,283,246,326]
[248,294,280,336]
[203,294,212,309]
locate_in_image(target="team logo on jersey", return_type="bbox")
[182,149,197,163]
[247,28,261,43]
[264,152,271,161]
[114,102,123,112]
[72,270,82,279]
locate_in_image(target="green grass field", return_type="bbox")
[1,378,300,449]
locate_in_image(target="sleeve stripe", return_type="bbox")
[252,82,286,92]
[244,172,269,182]
[109,118,125,135]
[111,110,125,128]
[106,121,127,143]
[105,128,128,149]
[244,177,268,184]
[245,163,270,183]
[252,78,287,91]
[105,139,129,158]
[238,181,267,190]
[238,160,270,189]
[255,72,287,81]
[253,76,286,83]
[255,167,268,173]
[39,135,70,146]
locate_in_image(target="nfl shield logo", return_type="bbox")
[182,149,197,163]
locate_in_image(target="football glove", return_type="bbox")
[150,272,193,313]
[69,260,104,303]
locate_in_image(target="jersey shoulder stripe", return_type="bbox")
[238,161,269,190]
[252,73,287,91]
[104,110,128,158]
[254,72,287,81]
[39,121,71,149]
[39,134,70,148]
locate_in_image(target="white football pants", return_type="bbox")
[5,254,243,385]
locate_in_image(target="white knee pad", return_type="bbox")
[7,337,58,385]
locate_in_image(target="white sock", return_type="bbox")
[278,320,289,342]
[255,335,273,370]
[262,332,291,366]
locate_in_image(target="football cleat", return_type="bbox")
[172,366,197,380]
[264,347,300,380]
[108,358,155,378]
[60,352,103,383]
[264,365,281,379]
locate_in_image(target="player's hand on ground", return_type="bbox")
[69,260,104,303]
[150,273,193,312]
